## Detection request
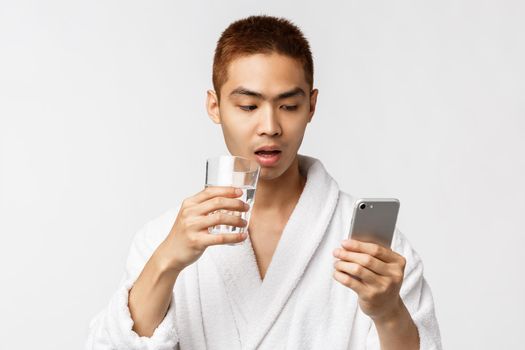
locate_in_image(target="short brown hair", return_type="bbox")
[212,15,314,102]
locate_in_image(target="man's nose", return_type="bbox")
[257,105,282,136]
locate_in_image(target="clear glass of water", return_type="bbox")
[205,155,260,244]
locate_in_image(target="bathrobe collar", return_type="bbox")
[208,154,340,349]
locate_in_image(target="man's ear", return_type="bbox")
[308,88,319,123]
[206,90,221,124]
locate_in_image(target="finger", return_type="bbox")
[189,186,242,205]
[200,231,248,247]
[198,211,247,232]
[333,269,366,294]
[332,248,390,276]
[334,260,379,285]
[341,239,399,263]
[193,196,249,216]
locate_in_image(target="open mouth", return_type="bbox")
[254,150,282,166]
[254,150,282,157]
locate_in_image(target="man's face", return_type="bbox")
[207,52,318,180]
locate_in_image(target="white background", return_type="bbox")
[1,1,524,349]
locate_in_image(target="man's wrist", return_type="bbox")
[153,242,185,278]
[371,297,420,350]
[372,296,406,328]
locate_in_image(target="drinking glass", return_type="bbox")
[205,155,260,245]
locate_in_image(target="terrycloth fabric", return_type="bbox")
[86,154,442,350]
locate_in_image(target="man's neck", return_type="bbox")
[252,155,306,214]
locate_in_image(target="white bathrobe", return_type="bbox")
[86,154,442,350]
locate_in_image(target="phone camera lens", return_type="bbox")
[359,203,366,210]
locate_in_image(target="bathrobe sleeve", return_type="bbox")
[85,218,179,350]
[365,228,443,350]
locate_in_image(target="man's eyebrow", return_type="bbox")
[228,86,306,101]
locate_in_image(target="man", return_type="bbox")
[86,15,442,350]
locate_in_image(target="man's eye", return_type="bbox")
[282,105,298,111]
[240,105,257,111]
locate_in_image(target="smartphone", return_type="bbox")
[348,198,400,248]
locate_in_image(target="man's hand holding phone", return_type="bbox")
[331,198,419,350]
[332,239,406,321]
